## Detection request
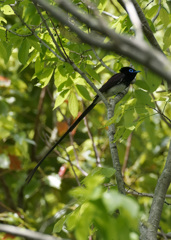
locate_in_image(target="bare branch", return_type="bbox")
[0,224,68,240]
[140,141,171,240]
[152,0,162,23]
[122,0,143,41]
[107,89,129,194]
[117,0,162,52]
[122,133,133,175]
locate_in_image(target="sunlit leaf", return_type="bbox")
[68,91,78,117]
[54,89,70,109]
[53,216,67,233]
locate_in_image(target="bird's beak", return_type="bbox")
[135,70,141,73]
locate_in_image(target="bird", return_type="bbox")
[26,66,140,183]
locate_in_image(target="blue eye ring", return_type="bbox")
[129,69,134,73]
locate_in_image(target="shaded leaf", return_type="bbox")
[18,38,30,65]
[76,84,92,100]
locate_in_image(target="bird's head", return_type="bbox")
[120,67,140,75]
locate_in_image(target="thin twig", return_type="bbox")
[152,0,162,23]
[33,2,67,61]
[10,4,65,62]
[82,101,101,167]
[60,145,81,186]
[122,132,133,175]
[92,47,116,74]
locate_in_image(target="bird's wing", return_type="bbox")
[99,73,125,93]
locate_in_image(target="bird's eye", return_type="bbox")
[129,69,134,73]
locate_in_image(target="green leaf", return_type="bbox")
[68,91,78,117]
[27,36,42,53]
[2,0,15,4]
[85,65,100,81]
[102,190,139,217]
[160,8,170,27]
[0,41,7,62]
[90,167,115,178]
[76,84,92,100]
[37,68,54,87]
[0,29,6,42]
[1,5,14,15]
[146,5,159,18]
[144,70,162,92]
[35,56,44,75]
[124,107,135,129]
[163,27,171,50]
[66,207,80,231]
[0,17,7,24]
[54,89,70,109]
[54,67,67,89]
[135,89,154,107]
[53,216,67,233]
[114,126,125,142]
[58,62,73,76]
[98,0,108,11]
[0,100,9,116]
[20,50,38,72]
[135,80,150,91]
[23,3,40,25]
[18,38,30,65]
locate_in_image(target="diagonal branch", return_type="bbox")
[31,0,171,86]
[0,224,69,240]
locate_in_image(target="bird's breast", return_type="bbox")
[104,83,127,98]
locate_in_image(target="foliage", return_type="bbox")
[0,0,170,240]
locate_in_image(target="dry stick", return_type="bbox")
[61,146,81,186]
[122,132,133,175]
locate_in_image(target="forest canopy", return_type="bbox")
[0,0,171,240]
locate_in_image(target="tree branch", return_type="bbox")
[121,0,143,41]
[0,224,69,240]
[107,89,129,194]
[140,141,171,240]
[31,0,171,86]
[117,0,162,52]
